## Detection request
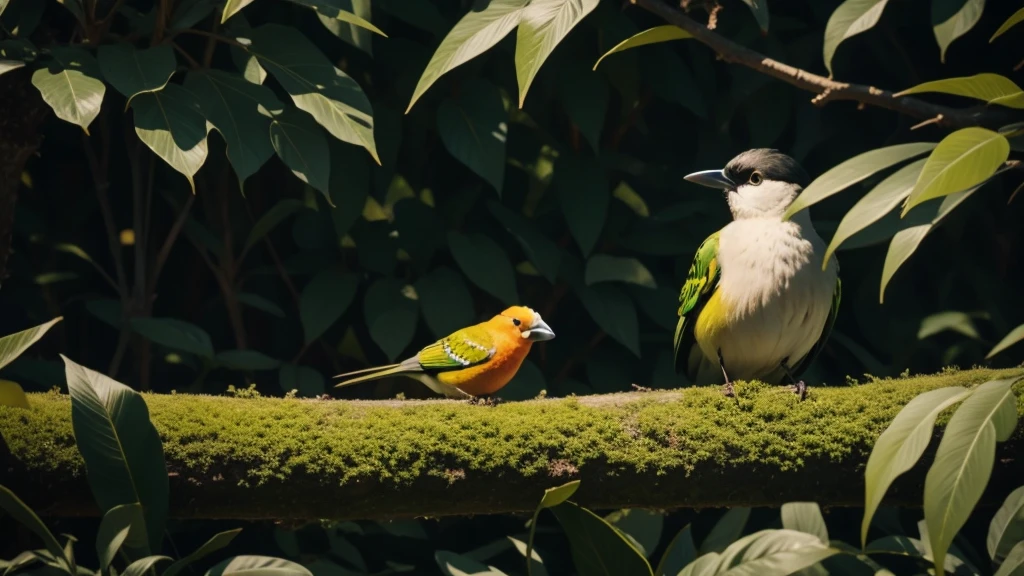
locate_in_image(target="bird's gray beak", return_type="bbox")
[522,317,555,342]
[684,169,735,190]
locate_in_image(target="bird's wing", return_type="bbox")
[791,275,841,378]
[416,324,497,371]
[673,231,721,375]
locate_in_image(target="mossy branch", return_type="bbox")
[1,368,1022,521]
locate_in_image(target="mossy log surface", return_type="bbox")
[1,368,1022,521]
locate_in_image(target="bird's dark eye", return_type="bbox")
[512,318,522,326]
[749,171,763,186]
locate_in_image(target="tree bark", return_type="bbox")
[1,368,1021,521]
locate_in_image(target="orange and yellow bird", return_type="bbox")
[333,306,555,399]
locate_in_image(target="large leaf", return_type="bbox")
[861,386,971,546]
[130,84,210,193]
[515,0,599,107]
[31,47,105,133]
[550,501,653,576]
[0,316,61,371]
[435,551,509,576]
[183,70,282,188]
[363,278,419,362]
[823,158,925,267]
[991,7,1024,41]
[987,324,1024,359]
[781,503,828,544]
[163,529,242,576]
[269,107,332,199]
[123,556,173,576]
[96,503,147,569]
[989,486,1024,564]
[299,268,359,345]
[655,525,697,576]
[246,24,378,163]
[97,44,176,102]
[593,25,691,70]
[221,0,256,23]
[606,509,664,558]
[289,0,386,38]
[896,74,1024,109]
[243,199,306,254]
[783,142,936,221]
[995,542,1024,576]
[0,379,29,409]
[585,255,656,289]
[206,555,313,576]
[903,128,1008,215]
[0,485,67,567]
[576,283,639,356]
[415,266,476,339]
[932,0,985,63]
[559,64,608,152]
[822,0,890,76]
[526,480,580,576]
[406,0,529,112]
[715,530,839,576]
[740,0,769,32]
[701,508,751,555]
[62,355,168,554]
[448,231,518,305]
[925,378,1021,576]
[328,140,370,240]
[487,201,561,283]
[130,317,214,359]
[437,78,507,195]
[918,312,982,340]
[555,155,608,256]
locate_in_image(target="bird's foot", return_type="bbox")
[785,381,808,401]
[468,396,502,406]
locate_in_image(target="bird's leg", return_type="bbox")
[717,349,736,399]
[780,359,807,401]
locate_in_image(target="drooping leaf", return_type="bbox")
[448,231,518,305]
[925,378,1020,576]
[435,551,509,576]
[995,542,1024,576]
[990,7,1024,41]
[183,70,282,188]
[515,0,599,107]
[986,324,1024,359]
[269,107,332,199]
[364,278,419,362]
[215,350,281,371]
[123,556,173,576]
[206,555,313,576]
[299,268,359,345]
[62,355,168,554]
[163,529,242,576]
[783,142,935,220]
[96,503,147,569]
[918,312,982,340]
[903,128,1008,215]
[221,0,256,23]
[170,0,215,30]
[130,84,210,193]
[988,486,1024,564]
[31,47,105,133]
[289,0,386,38]
[487,201,561,283]
[701,508,751,555]
[781,503,829,544]
[740,0,770,32]
[437,78,507,195]
[559,65,607,152]
[655,525,697,576]
[526,480,580,576]
[555,155,608,256]
[0,485,67,567]
[585,255,656,289]
[822,0,890,76]
[576,283,639,356]
[606,509,664,558]
[0,316,62,371]
[278,364,325,397]
[715,530,839,576]
[896,74,1024,109]
[97,44,176,102]
[406,0,529,112]
[593,25,692,70]
[243,199,306,255]
[932,0,985,63]
[415,266,476,339]
[550,501,653,576]
[246,24,378,163]
[130,317,214,359]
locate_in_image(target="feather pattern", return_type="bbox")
[673,231,721,374]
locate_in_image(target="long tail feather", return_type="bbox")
[332,363,400,380]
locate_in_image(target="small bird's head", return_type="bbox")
[684,149,810,220]
[496,306,556,342]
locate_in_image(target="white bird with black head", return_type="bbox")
[674,149,841,399]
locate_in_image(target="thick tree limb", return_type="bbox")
[632,0,1019,131]
[1,368,1022,521]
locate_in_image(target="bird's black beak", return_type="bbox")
[684,169,735,190]
[523,317,555,342]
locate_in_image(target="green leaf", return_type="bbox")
[932,0,985,63]
[0,59,24,76]
[299,268,359,345]
[207,555,313,576]
[612,181,649,217]
[232,45,266,84]
[0,486,67,568]
[487,201,561,283]
[715,530,839,576]
[437,78,507,195]
[991,7,1024,41]
[655,525,696,576]
[701,508,751,554]
[0,317,62,371]
[986,324,1024,359]
[130,84,210,193]
[555,155,608,257]
[896,74,1024,109]
[130,317,214,359]
[97,44,176,102]
[246,24,378,163]
[215,350,281,371]
[448,231,518,305]
[925,378,1020,576]
[781,503,828,544]
[364,278,419,362]
[740,0,770,32]
[515,0,599,107]
[988,486,1024,564]
[0,379,29,409]
[221,0,256,23]
[269,107,332,199]
[236,293,286,318]
[918,311,982,340]
[606,509,664,558]
[415,266,476,339]
[122,556,173,576]
[435,551,508,576]
[903,128,1008,215]
[593,25,692,70]
[183,70,282,188]
[559,65,608,153]
[576,283,639,356]
[243,199,306,254]
[550,501,653,576]
[823,158,925,267]
[995,542,1024,576]
[97,504,147,569]
[585,255,656,289]
[278,364,325,397]
[822,0,890,76]
[526,480,580,576]
[289,0,386,38]
[31,47,105,133]
[163,529,242,576]
[170,0,215,30]
[328,140,369,240]
[406,0,529,112]
[783,142,935,220]
[62,355,168,554]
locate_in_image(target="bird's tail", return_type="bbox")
[333,359,420,388]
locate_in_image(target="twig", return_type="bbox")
[172,43,201,69]
[630,0,1020,130]
[911,115,943,130]
[148,192,195,297]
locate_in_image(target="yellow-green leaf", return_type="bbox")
[986,324,1024,359]
[221,0,256,23]
[269,107,332,200]
[990,7,1024,41]
[988,486,1024,564]
[613,181,649,217]
[97,44,176,104]
[290,0,386,36]
[896,73,1024,109]
[593,25,692,70]
[515,0,599,107]
[0,379,29,409]
[781,503,829,544]
[0,59,25,76]
[0,316,62,371]
[918,311,982,340]
[30,47,104,133]
[903,127,1009,215]
[130,84,210,193]
[932,0,984,63]
[823,0,890,76]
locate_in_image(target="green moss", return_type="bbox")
[1,368,1022,490]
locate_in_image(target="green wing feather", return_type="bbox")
[673,231,721,375]
[416,325,496,370]
[790,275,841,378]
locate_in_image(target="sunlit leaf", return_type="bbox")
[97,44,176,102]
[415,266,475,339]
[715,530,839,576]
[269,107,332,199]
[130,85,210,193]
[925,378,1020,576]
[988,486,1024,564]
[551,501,653,576]
[932,0,984,63]
[300,268,359,345]
[781,503,829,544]
[515,0,599,107]
[740,0,769,32]
[701,508,751,555]
[822,0,889,76]
[986,324,1024,359]
[655,525,697,576]
[364,278,419,362]
[289,0,386,38]
[612,181,649,217]
[221,0,256,22]
[990,7,1024,41]
[995,542,1024,576]
[215,350,281,371]
[163,530,242,576]
[0,316,61,371]
[207,555,313,576]
[0,59,25,76]
[448,231,518,305]
[918,311,982,340]
[903,128,1008,215]
[585,255,656,289]
[593,25,692,70]
[435,551,508,576]
[437,78,507,195]
[131,317,214,359]
[896,74,1024,109]
[31,47,105,133]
